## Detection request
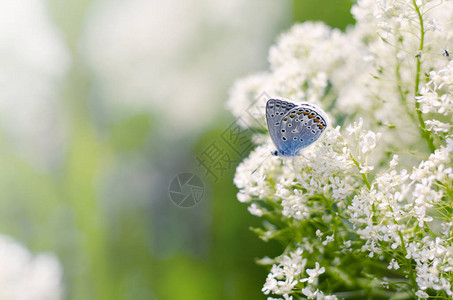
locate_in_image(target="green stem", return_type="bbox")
[445,184,453,237]
[350,154,377,226]
[412,0,436,153]
[397,231,417,294]
[396,53,416,123]
[387,205,417,294]
[350,155,371,190]
[323,194,343,246]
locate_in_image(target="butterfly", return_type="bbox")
[265,98,328,156]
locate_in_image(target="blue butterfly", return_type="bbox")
[266,98,328,156]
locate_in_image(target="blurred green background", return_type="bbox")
[0,0,353,299]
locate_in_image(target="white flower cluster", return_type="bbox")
[262,248,307,295]
[0,0,70,170]
[410,146,452,226]
[348,156,410,257]
[228,0,453,298]
[418,61,453,134]
[227,21,358,130]
[262,248,336,300]
[235,126,357,220]
[0,234,63,300]
[349,144,453,296]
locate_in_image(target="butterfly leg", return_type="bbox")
[299,151,315,164]
[251,153,272,175]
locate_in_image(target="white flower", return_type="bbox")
[0,0,70,170]
[359,131,381,154]
[346,118,363,136]
[267,295,293,300]
[283,294,293,300]
[0,234,63,299]
[300,262,326,284]
[342,240,352,252]
[409,146,452,226]
[322,235,334,246]
[425,120,451,133]
[447,138,453,152]
[417,61,453,131]
[415,290,429,299]
[388,258,400,270]
[389,155,399,168]
[248,203,265,217]
[301,287,318,299]
[301,287,338,300]
[262,248,307,295]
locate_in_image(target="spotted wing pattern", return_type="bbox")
[266,99,328,156]
[266,99,296,149]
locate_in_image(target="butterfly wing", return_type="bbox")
[266,99,297,152]
[277,103,328,155]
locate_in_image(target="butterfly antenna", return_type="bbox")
[251,154,272,175]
